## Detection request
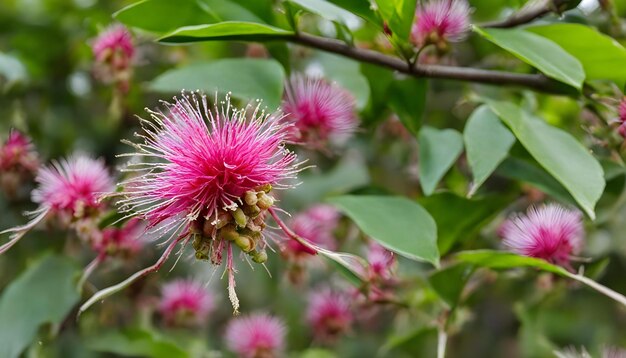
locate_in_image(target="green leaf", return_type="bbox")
[455,250,568,275]
[149,58,285,109]
[288,0,357,26]
[374,0,416,41]
[419,192,511,254]
[328,195,439,267]
[418,126,464,196]
[315,52,371,109]
[85,328,188,358]
[464,105,515,196]
[474,26,585,89]
[388,78,427,136]
[488,100,605,219]
[0,255,80,358]
[115,0,264,33]
[428,263,474,307]
[327,0,380,25]
[528,23,626,83]
[496,157,576,206]
[159,21,293,43]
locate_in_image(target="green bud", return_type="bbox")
[232,207,247,227]
[244,191,258,206]
[251,249,268,264]
[255,183,272,193]
[195,251,208,261]
[256,193,274,210]
[243,204,261,218]
[235,235,255,253]
[219,225,239,241]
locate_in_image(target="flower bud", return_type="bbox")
[235,235,255,253]
[220,225,239,242]
[251,249,268,264]
[256,193,274,210]
[232,207,247,227]
[244,191,258,206]
[243,204,261,218]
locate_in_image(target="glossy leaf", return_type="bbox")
[418,126,464,196]
[388,78,427,136]
[488,101,604,219]
[528,23,626,83]
[455,250,568,275]
[159,22,293,43]
[474,27,585,89]
[464,105,515,196]
[419,192,511,254]
[288,0,357,26]
[149,58,285,109]
[328,0,380,25]
[374,0,416,41]
[0,255,80,358]
[328,195,439,266]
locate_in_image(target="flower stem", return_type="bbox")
[78,253,106,289]
[565,271,626,307]
[437,327,447,358]
[268,207,318,254]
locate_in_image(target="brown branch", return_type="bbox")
[480,0,571,29]
[288,32,573,95]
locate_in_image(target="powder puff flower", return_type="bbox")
[282,75,358,149]
[91,24,135,91]
[306,288,353,342]
[499,204,584,268]
[284,204,340,257]
[365,242,396,282]
[159,279,215,327]
[94,218,145,258]
[224,312,286,358]
[80,92,300,314]
[0,130,39,197]
[411,0,471,50]
[0,154,113,255]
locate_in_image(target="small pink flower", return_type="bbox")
[224,312,286,358]
[285,204,340,256]
[0,130,39,173]
[159,279,215,327]
[92,24,135,91]
[499,204,584,268]
[411,0,471,49]
[32,154,114,218]
[306,288,353,341]
[282,75,358,148]
[94,218,145,258]
[366,242,396,281]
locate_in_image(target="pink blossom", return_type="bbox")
[282,75,358,148]
[92,24,135,91]
[86,92,300,314]
[0,130,39,173]
[224,312,286,358]
[285,204,340,256]
[32,154,114,218]
[159,279,215,326]
[93,218,145,258]
[499,204,584,268]
[366,242,396,281]
[411,0,471,48]
[306,288,353,341]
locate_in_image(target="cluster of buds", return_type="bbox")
[0,130,39,198]
[191,184,276,266]
[91,24,135,92]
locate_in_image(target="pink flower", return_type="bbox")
[159,279,215,327]
[92,24,135,91]
[366,242,396,281]
[94,218,145,258]
[306,288,353,341]
[89,92,299,313]
[282,75,358,148]
[0,130,39,173]
[411,0,471,49]
[224,312,286,358]
[499,204,584,268]
[617,97,626,138]
[32,154,114,218]
[285,204,340,256]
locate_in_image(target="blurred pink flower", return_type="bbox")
[92,24,135,91]
[306,288,353,341]
[32,154,114,218]
[159,279,215,327]
[282,75,358,148]
[94,218,145,258]
[224,312,286,358]
[499,204,584,268]
[366,242,396,281]
[411,0,471,49]
[0,130,39,173]
[617,97,626,138]
[285,204,340,256]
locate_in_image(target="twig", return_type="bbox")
[288,32,571,95]
[481,0,570,28]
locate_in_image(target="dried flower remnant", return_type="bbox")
[224,312,286,358]
[0,130,39,197]
[499,204,584,269]
[159,279,215,327]
[306,288,353,342]
[282,75,358,149]
[411,0,471,52]
[80,91,300,314]
[91,24,135,92]
[0,154,113,255]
